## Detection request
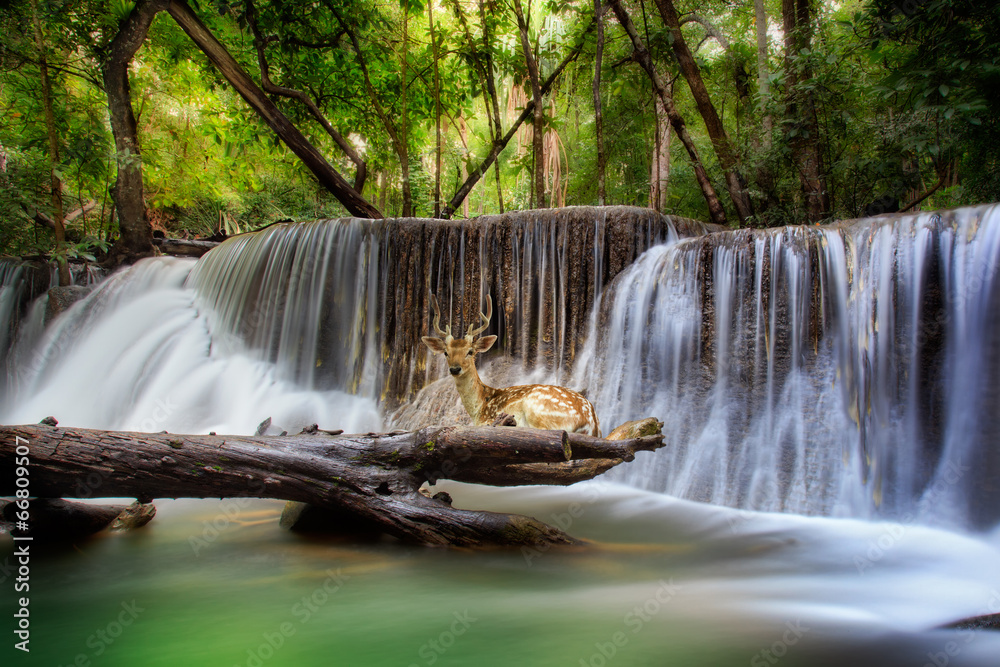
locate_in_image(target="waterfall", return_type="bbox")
[4,205,997,532]
[579,205,1000,531]
[2,207,700,432]
[184,206,701,408]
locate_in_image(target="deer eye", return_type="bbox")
[467,349,475,356]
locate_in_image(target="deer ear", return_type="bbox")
[473,335,497,353]
[422,336,447,354]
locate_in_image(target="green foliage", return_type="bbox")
[3,0,1000,255]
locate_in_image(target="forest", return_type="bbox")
[1,0,998,269]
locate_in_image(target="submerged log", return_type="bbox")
[0,498,155,541]
[0,422,664,548]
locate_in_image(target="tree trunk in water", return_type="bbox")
[650,96,672,213]
[608,0,727,226]
[651,0,754,225]
[1,423,664,547]
[781,0,829,223]
[593,0,606,205]
[31,1,71,286]
[167,0,381,218]
[754,0,773,147]
[513,0,545,209]
[429,0,443,217]
[102,0,169,267]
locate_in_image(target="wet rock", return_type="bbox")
[45,285,92,324]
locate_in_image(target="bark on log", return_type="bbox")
[0,423,664,548]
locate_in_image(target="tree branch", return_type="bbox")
[244,0,367,193]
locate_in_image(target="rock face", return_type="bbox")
[45,285,93,324]
[188,206,715,410]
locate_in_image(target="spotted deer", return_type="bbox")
[421,294,601,437]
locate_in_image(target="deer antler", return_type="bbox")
[466,294,492,339]
[429,293,451,338]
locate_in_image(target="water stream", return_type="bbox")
[2,207,1000,666]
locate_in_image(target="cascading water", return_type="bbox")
[579,205,1000,532]
[4,208,1000,667]
[1,206,697,432]
[183,206,697,409]
[1,257,381,434]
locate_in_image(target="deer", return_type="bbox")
[421,293,601,437]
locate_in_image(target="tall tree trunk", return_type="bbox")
[650,95,671,213]
[608,0,727,225]
[400,4,413,216]
[593,0,607,205]
[102,0,170,267]
[651,0,754,225]
[754,0,773,147]
[429,0,443,217]
[512,0,545,209]
[166,1,381,218]
[31,1,70,285]
[781,0,829,222]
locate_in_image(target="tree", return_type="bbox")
[781,0,829,222]
[607,0,728,225]
[511,0,546,208]
[593,0,607,205]
[651,0,754,224]
[101,0,170,266]
[244,0,368,194]
[30,0,71,284]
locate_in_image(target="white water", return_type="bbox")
[1,257,380,435]
[578,206,1000,532]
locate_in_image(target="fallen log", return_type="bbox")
[152,237,220,257]
[0,498,155,540]
[0,422,664,548]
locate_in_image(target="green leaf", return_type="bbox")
[939,84,950,97]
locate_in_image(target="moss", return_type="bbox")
[209,465,223,472]
[167,439,184,449]
[421,441,436,451]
